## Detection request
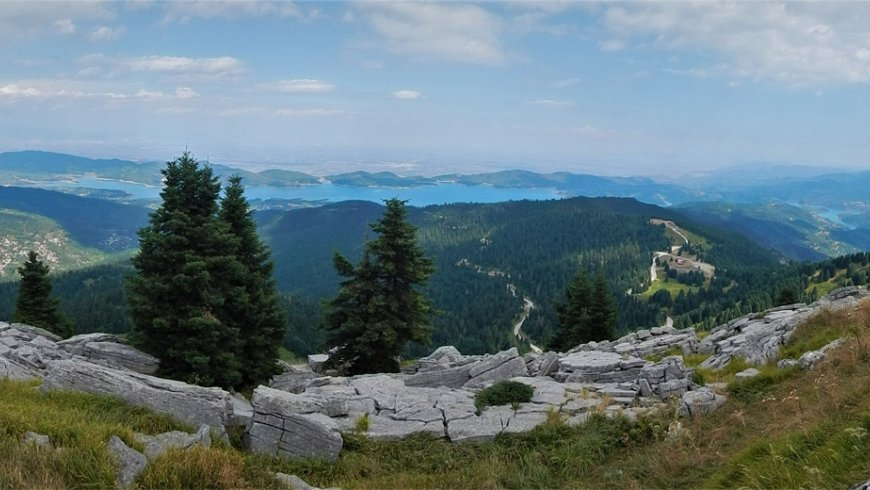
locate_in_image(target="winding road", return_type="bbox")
[512,296,542,353]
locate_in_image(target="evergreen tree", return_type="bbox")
[127,152,242,388]
[219,175,288,389]
[13,251,73,338]
[588,270,617,341]
[322,198,434,375]
[551,268,617,351]
[551,268,591,351]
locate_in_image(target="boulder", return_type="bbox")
[308,354,329,374]
[249,386,343,461]
[275,473,321,490]
[734,368,760,380]
[134,424,212,460]
[22,431,52,449]
[0,357,39,381]
[107,435,147,490]
[556,351,644,384]
[82,342,159,374]
[405,363,473,389]
[680,387,726,417]
[798,338,844,369]
[270,371,317,394]
[42,359,233,429]
[464,348,529,389]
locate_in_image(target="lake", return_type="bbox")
[27,176,565,207]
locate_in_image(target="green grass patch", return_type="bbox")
[474,380,534,413]
[780,309,848,360]
[0,379,189,489]
[727,365,800,403]
[706,413,870,488]
[642,278,700,299]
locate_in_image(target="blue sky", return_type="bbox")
[1,1,869,176]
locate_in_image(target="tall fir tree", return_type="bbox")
[322,198,435,375]
[551,268,617,351]
[551,267,591,351]
[218,175,288,389]
[588,270,618,341]
[127,152,242,388]
[13,250,73,338]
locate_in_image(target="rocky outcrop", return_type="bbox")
[555,351,645,384]
[248,386,344,461]
[566,325,697,359]
[42,359,233,429]
[679,387,726,417]
[798,338,844,369]
[635,356,694,398]
[81,342,159,375]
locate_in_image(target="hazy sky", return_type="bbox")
[1,1,869,176]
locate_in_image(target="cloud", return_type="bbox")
[0,3,113,40]
[360,2,505,65]
[260,79,335,93]
[392,90,422,100]
[125,56,245,77]
[53,19,76,34]
[273,108,344,117]
[0,80,196,102]
[523,99,574,108]
[602,2,870,87]
[162,1,306,23]
[90,25,123,42]
[135,87,199,101]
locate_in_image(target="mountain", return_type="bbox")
[0,186,150,252]
[263,197,788,355]
[325,171,434,187]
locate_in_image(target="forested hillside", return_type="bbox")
[263,197,789,355]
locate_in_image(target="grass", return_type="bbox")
[277,346,302,364]
[642,277,700,298]
[0,379,189,489]
[780,308,853,360]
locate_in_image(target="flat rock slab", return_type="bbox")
[42,359,233,429]
[83,342,159,375]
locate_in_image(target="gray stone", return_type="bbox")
[405,363,472,389]
[447,406,514,443]
[464,348,529,389]
[0,356,39,381]
[22,431,52,448]
[134,424,212,460]
[249,387,344,461]
[308,354,329,373]
[363,414,444,440]
[10,323,62,342]
[536,351,559,377]
[798,338,844,369]
[42,359,233,429]
[509,376,565,406]
[734,368,760,380]
[680,388,726,417]
[107,435,147,490]
[82,342,159,374]
[270,371,317,393]
[275,473,321,490]
[231,393,253,428]
[777,358,799,369]
[424,346,464,365]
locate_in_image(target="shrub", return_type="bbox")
[475,381,534,413]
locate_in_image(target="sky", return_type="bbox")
[1,1,870,177]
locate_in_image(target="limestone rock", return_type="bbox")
[308,354,329,374]
[734,368,760,380]
[42,359,233,429]
[680,387,726,417]
[22,431,52,448]
[798,338,844,369]
[270,371,317,394]
[556,351,644,384]
[0,356,39,381]
[777,358,799,369]
[82,342,159,374]
[275,473,321,490]
[405,363,472,389]
[249,386,343,461]
[107,435,147,490]
[134,424,212,460]
[464,348,529,389]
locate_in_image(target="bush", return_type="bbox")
[475,381,535,413]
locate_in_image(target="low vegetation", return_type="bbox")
[474,380,535,413]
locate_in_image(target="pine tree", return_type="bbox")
[588,270,617,341]
[551,268,591,351]
[218,175,288,389]
[127,152,242,388]
[322,198,434,375]
[13,251,73,338]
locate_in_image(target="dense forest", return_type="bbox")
[2,196,868,359]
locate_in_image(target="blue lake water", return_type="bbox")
[29,177,564,207]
